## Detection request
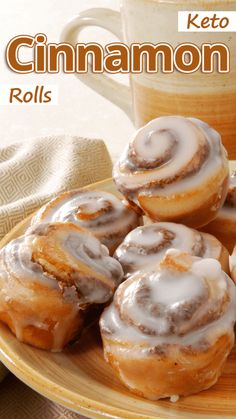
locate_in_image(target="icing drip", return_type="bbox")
[101,254,236,351]
[113,116,228,198]
[114,223,222,277]
[64,233,122,288]
[28,223,124,303]
[1,235,59,289]
[0,222,124,351]
[32,190,141,252]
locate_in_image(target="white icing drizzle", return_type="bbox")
[0,235,59,289]
[214,173,236,220]
[113,116,228,198]
[1,226,123,302]
[29,223,123,302]
[114,223,222,277]
[0,223,123,351]
[100,255,236,351]
[62,232,123,292]
[0,238,81,350]
[32,190,141,252]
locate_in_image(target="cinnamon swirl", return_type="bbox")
[113,116,229,228]
[32,189,142,254]
[0,222,123,351]
[100,251,236,401]
[114,223,229,277]
[202,173,236,253]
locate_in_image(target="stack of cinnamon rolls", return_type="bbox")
[1,115,236,402]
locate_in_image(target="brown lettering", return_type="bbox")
[132,43,173,73]
[201,17,210,29]
[76,43,103,73]
[203,44,229,73]
[105,44,129,72]
[6,35,34,73]
[187,13,200,29]
[220,17,229,28]
[10,88,23,103]
[49,44,75,72]
[34,34,47,72]
[174,44,201,73]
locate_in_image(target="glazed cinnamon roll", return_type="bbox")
[113,116,229,228]
[0,222,123,351]
[114,222,229,277]
[100,251,236,401]
[32,189,142,254]
[202,173,236,253]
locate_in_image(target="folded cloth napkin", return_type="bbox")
[0,135,112,387]
[0,135,112,240]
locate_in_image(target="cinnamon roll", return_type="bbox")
[113,116,229,228]
[0,222,123,351]
[114,222,229,277]
[100,251,236,401]
[202,173,236,253]
[32,189,142,254]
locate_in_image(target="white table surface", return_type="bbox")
[0,0,134,162]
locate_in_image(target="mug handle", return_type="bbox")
[61,8,133,119]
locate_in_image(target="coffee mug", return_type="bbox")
[62,0,236,158]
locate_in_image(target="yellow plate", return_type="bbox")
[0,177,236,419]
